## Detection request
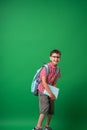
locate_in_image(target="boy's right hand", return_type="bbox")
[49,93,56,100]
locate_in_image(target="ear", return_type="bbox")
[50,56,52,61]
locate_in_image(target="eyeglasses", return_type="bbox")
[51,56,60,58]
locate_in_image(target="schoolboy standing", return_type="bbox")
[33,49,61,130]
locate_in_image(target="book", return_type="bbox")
[43,84,59,99]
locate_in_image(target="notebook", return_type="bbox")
[44,84,59,99]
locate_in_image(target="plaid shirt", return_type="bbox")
[38,62,61,93]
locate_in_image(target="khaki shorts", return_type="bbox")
[39,91,54,115]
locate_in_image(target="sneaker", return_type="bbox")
[43,126,52,130]
[32,126,43,130]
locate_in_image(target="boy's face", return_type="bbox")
[50,53,60,66]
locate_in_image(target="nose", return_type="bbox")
[55,57,60,62]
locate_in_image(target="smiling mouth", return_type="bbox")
[54,61,58,64]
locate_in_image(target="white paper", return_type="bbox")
[44,84,59,99]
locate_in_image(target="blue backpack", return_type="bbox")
[31,64,59,96]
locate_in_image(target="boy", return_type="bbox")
[33,49,61,130]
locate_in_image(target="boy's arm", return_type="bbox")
[42,76,56,100]
[52,79,57,86]
[53,82,56,86]
[53,70,61,86]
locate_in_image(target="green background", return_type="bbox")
[0,0,87,130]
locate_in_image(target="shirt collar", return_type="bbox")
[48,62,57,69]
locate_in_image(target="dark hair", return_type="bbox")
[50,49,61,56]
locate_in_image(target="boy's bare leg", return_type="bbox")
[45,114,52,127]
[36,114,45,128]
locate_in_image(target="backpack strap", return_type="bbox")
[44,64,50,76]
[56,67,59,75]
[37,64,49,84]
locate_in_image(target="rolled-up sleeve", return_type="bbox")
[40,67,47,78]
